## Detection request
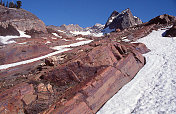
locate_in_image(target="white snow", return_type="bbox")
[70,31,103,37]
[52,40,93,50]
[76,37,85,40]
[52,33,62,38]
[0,40,93,70]
[97,28,176,114]
[122,38,131,42]
[109,16,115,23]
[62,39,70,41]
[0,30,31,44]
[45,41,51,44]
[57,30,66,33]
[134,16,138,19]
[52,37,57,40]
[70,31,91,36]
[18,42,27,45]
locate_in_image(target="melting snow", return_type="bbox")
[97,28,176,114]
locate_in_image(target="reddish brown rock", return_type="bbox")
[46,93,93,114]
[0,83,35,114]
[0,43,53,65]
[131,43,150,54]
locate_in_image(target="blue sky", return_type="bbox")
[20,0,176,27]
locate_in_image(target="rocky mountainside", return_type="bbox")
[0,4,176,114]
[104,8,142,32]
[0,5,47,34]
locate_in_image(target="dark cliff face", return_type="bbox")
[0,5,47,33]
[104,8,142,30]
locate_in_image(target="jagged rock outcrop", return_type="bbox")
[0,5,47,33]
[164,22,176,37]
[104,8,142,31]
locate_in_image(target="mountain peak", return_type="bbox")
[104,8,142,31]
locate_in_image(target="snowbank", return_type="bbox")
[97,28,176,114]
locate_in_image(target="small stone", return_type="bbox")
[23,93,37,105]
[37,83,47,92]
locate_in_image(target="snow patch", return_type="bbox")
[45,41,51,44]
[18,42,27,45]
[0,30,31,44]
[76,37,85,40]
[52,40,93,50]
[52,33,62,38]
[57,30,66,33]
[70,31,103,37]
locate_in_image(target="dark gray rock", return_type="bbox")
[104,8,142,30]
[0,24,20,36]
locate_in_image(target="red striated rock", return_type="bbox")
[0,83,35,114]
[81,67,127,113]
[45,93,93,114]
